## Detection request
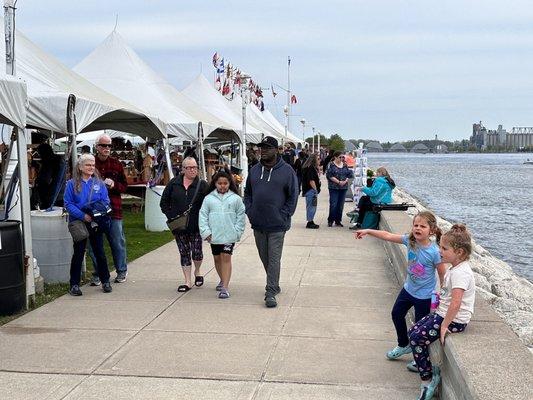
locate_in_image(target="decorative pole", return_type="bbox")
[4,0,36,307]
[287,56,291,134]
[240,75,250,190]
[312,127,315,153]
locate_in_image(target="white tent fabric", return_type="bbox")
[0,19,164,138]
[0,74,27,128]
[74,31,236,141]
[262,110,302,144]
[181,74,262,143]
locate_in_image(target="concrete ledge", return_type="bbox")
[379,210,533,400]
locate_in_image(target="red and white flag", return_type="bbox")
[291,94,298,104]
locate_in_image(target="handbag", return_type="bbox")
[166,180,201,233]
[68,219,89,242]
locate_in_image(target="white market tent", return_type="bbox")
[0,74,26,128]
[181,74,262,144]
[74,31,238,142]
[0,19,165,138]
[262,109,302,144]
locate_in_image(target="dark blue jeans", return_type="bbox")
[392,288,431,347]
[328,188,347,224]
[70,223,110,286]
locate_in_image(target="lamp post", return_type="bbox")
[312,126,316,153]
[240,74,251,189]
[300,118,306,149]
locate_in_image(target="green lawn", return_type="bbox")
[0,209,174,325]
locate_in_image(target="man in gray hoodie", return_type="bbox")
[244,136,299,308]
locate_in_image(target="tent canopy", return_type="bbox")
[0,18,164,138]
[182,74,262,143]
[0,74,27,128]
[74,31,237,141]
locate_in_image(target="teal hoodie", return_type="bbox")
[362,176,395,204]
[199,190,246,244]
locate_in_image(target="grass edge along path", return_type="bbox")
[0,210,174,326]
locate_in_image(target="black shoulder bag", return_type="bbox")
[166,180,202,233]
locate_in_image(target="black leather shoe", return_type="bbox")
[265,296,277,308]
[306,221,320,229]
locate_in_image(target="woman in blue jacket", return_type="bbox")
[199,170,245,299]
[354,166,396,228]
[64,154,112,296]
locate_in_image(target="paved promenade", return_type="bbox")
[0,192,420,399]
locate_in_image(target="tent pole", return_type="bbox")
[164,138,174,180]
[16,128,36,307]
[240,89,248,190]
[198,123,207,180]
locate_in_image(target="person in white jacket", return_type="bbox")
[199,170,246,299]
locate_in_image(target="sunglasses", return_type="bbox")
[184,166,198,170]
[98,143,112,148]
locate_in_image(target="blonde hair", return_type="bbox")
[376,166,390,179]
[442,224,472,260]
[74,153,101,192]
[408,211,442,249]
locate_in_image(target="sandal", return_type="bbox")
[177,284,192,292]
[194,275,204,287]
[216,281,224,291]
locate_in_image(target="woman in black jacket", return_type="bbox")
[301,154,321,229]
[160,156,208,292]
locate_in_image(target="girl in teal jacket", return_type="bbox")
[355,166,396,228]
[199,170,246,299]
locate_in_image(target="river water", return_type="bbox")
[367,153,533,282]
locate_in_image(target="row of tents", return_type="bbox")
[1,21,301,154]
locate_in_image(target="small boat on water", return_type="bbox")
[524,159,533,165]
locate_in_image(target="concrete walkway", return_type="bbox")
[0,190,420,399]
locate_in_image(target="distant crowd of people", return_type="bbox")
[63,134,475,400]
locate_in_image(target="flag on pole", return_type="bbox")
[217,58,225,74]
[215,76,221,91]
[271,84,277,97]
[212,52,219,67]
[291,94,297,104]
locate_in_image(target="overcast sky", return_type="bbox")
[13,0,533,141]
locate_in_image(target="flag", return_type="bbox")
[291,94,297,104]
[217,58,225,74]
[271,84,277,97]
[212,52,219,68]
[215,76,221,91]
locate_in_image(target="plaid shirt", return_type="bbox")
[95,156,127,219]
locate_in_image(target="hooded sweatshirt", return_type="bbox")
[244,157,298,232]
[199,190,246,244]
[362,176,396,204]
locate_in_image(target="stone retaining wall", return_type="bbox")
[379,210,533,400]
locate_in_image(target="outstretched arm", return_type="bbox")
[354,229,403,244]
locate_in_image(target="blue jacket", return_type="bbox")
[362,176,395,204]
[64,177,110,222]
[244,157,298,232]
[199,190,246,244]
[326,163,354,190]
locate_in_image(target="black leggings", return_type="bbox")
[391,288,431,347]
[356,195,375,224]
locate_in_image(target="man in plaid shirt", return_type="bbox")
[89,133,129,284]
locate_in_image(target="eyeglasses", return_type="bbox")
[184,166,198,170]
[98,143,112,148]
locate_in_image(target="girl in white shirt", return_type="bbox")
[408,224,475,400]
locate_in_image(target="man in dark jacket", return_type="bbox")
[244,136,298,308]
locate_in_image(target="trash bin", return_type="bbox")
[0,221,25,315]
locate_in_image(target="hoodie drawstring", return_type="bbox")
[267,169,272,182]
[260,166,273,182]
[260,166,264,180]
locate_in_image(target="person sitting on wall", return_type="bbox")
[352,166,395,229]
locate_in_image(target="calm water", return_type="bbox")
[368,153,533,282]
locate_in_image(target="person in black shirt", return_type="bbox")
[301,154,321,229]
[281,144,296,167]
[293,150,307,194]
[33,143,66,209]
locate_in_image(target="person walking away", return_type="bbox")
[320,148,334,174]
[293,151,306,194]
[88,133,129,285]
[160,156,208,292]
[354,211,446,366]
[64,154,112,295]
[32,143,66,210]
[301,153,321,229]
[352,166,395,230]
[409,224,475,400]
[326,152,353,227]
[244,136,298,308]
[199,170,245,299]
